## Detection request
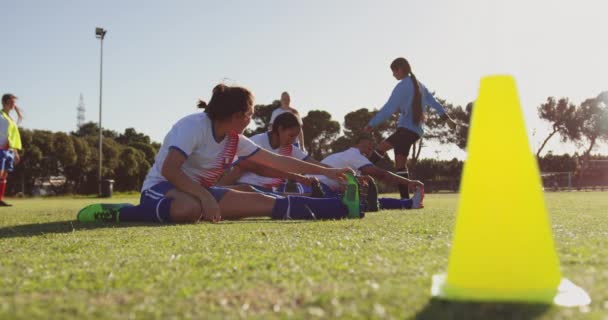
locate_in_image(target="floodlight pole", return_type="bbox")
[95,27,106,197]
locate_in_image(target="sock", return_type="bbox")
[0,179,6,200]
[119,198,172,223]
[369,150,386,164]
[396,169,410,199]
[271,196,348,220]
[379,198,413,209]
[271,197,290,219]
[366,179,379,212]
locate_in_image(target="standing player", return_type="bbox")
[77,84,359,223]
[0,94,23,207]
[364,57,456,199]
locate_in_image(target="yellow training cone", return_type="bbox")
[431,75,590,306]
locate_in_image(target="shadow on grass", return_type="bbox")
[414,299,551,320]
[0,220,163,239]
[0,218,315,239]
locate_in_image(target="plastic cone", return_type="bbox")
[431,76,590,306]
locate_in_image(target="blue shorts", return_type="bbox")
[0,150,15,173]
[141,181,230,207]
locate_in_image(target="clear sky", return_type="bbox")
[1,0,607,159]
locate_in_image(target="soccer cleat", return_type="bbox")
[77,203,131,222]
[341,173,361,218]
[411,187,425,209]
[0,200,12,207]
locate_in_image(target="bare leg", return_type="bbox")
[164,189,205,223]
[394,154,407,169]
[217,189,276,219]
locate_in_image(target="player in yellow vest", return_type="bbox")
[0,94,23,206]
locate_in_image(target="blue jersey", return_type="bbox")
[368,76,446,136]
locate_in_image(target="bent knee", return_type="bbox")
[170,199,202,223]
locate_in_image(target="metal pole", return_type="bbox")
[98,35,104,196]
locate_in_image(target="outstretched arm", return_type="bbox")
[233,158,316,186]
[367,83,405,129]
[423,86,457,129]
[247,149,354,182]
[360,165,423,190]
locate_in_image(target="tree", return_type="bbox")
[302,110,340,159]
[244,101,280,136]
[116,128,151,145]
[72,121,119,139]
[423,97,473,154]
[331,108,397,157]
[31,130,57,176]
[342,108,397,142]
[536,97,579,157]
[574,92,608,177]
[52,132,77,193]
[53,132,77,170]
[114,147,150,191]
[64,135,93,193]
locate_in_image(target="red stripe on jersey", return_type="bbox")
[198,132,239,188]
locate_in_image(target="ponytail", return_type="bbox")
[410,73,423,124]
[391,58,423,124]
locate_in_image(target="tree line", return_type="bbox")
[7,91,607,195]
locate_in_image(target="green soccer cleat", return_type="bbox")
[76,203,131,223]
[341,173,361,218]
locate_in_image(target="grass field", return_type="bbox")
[0,192,606,319]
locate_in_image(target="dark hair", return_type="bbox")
[2,94,17,106]
[390,57,423,124]
[2,93,23,123]
[197,84,253,121]
[271,112,301,133]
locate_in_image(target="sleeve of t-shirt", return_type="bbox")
[236,134,260,160]
[292,146,309,160]
[165,118,200,158]
[423,84,446,116]
[351,152,373,170]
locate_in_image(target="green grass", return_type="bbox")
[0,192,606,319]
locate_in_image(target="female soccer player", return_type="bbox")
[364,57,456,199]
[0,94,23,207]
[77,84,359,223]
[219,112,324,193]
[269,92,305,151]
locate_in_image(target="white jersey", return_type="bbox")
[317,147,373,190]
[269,107,303,127]
[142,113,260,191]
[237,132,309,188]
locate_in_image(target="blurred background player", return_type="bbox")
[0,94,23,207]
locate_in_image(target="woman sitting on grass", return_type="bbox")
[217,112,326,195]
[77,84,360,224]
